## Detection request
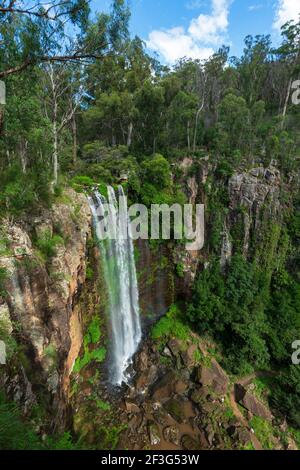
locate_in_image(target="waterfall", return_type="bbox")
[89,186,142,385]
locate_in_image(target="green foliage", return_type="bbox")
[141,154,171,189]
[0,165,51,217]
[70,175,95,192]
[97,424,127,450]
[215,160,234,179]
[45,432,83,450]
[36,230,64,260]
[0,267,8,296]
[249,416,274,450]
[188,256,270,373]
[175,262,185,278]
[95,400,111,412]
[0,393,43,450]
[271,366,300,429]
[86,317,102,344]
[0,393,81,450]
[73,317,106,374]
[151,304,189,342]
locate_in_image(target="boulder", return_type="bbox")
[162,346,172,358]
[153,408,171,427]
[181,434,199,451]
[180,344,198,368]
[137,350,148,371]
[168,338,182,357]
[199,432,210,449]
[151,370,177,400]
[234,384,273,421]
[163,426,180,446]
[127,415,143,433]
[190,386,209,405]
[286,438,298,451]
[135,364,158,392]
[164,397,186,423]
[235,427,252,446]
[197,359,229,395]
[174,380,188,395]
[125,402,141,414]
[204,423,215,446]
[148,421,161,446]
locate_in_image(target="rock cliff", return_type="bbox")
[0,189,91,428]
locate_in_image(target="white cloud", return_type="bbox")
[188,0,231,44]
[273,0,300,31]
[147,0,232,64]
[148,27,214,63]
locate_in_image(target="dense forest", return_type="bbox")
[0,0,300,452]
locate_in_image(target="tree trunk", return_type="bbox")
[53,120,58,185]
[127,122,133,147]
[19,138,28,173]
[193,107,202,152]
[72,113,77,165]
[112,130,116,146]
[0,107,4,136]
[281,77,292,129]
[153,136,156,154]
[52,96,59,186]
[187,120,191,151]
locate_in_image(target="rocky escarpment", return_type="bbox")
[176,158,283,279]
[0,189,92,428]
[225,165,281,260]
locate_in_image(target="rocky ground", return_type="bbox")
[70,320,298,451]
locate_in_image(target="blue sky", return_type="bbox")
[95,0,300,63]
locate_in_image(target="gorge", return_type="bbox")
[0,0,300,453]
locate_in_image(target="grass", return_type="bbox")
[241,442,255,450]
[223,396,235,420]
[289,427,300,449]
[252,376,274,404]
[95,400,111,412]
[0,392,82,450]
[97,424,127,450]
[250,416,275,450]
[151,304,190,343]
[36,229,64,260]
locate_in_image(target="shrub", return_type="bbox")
[73,317,106,374]
[70,175,95,192]
[151,304,190,342]
[36,230,64,259]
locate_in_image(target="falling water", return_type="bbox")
[89,186,142,385]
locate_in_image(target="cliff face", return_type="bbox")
[176,158,283,287]
[0,160,292,448]
[0,189,91,427]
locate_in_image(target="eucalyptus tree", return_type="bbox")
[275,19,300,127]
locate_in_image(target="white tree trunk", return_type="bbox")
[53,107,58,186]
[193,106,203,152]
[20,138,28,173]
[127,122,133,147]
[281,77,292,129]
[72,113,77,165]
[187,120,191,151]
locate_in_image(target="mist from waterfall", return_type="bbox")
[89,186,142,386]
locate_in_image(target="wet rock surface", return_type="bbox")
[116,336,247,450]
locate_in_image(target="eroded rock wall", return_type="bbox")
[0,189,92,427]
